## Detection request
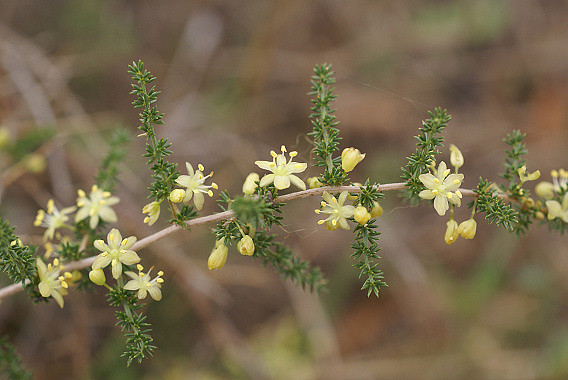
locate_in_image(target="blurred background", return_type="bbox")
[0,1,567,379]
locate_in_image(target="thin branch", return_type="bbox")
[0,182,480,301]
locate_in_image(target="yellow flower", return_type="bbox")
[124,264,164,301]
[142,200,162,225]
[208,240,228,270]
[449,144,464,170]
[419,161,464,216]
[546,193,568,223]
[242,173,260,195]
[255,145,307,190]
[34,199,76,241]
[458,219,477,239]
[315,191,355,230]
[175,162,218,210]
[517,165,540,182]
[92,229,140,279]
[444,219,459,245]
[75,185,119,229]
[353,206,371,225]
[341,147,366,173]
[237,235,255,256]
[36,258,68,308]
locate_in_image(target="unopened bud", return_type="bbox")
[89,268,106,286]
[370,201,383,218]
[307,177,323,189]
[535,181,556,199]
[242,173,259,195]
[445,219,459,245]
[449,144,464,170]
[341,147,366,173]
[353,206,371,225]
[169,189,185,203]
[458,219,477,239]
[237,235,255,256]
[208,242,228,270]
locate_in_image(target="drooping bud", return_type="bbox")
[445,219,459,245]
[89,268,106,286]
[341,147,366,173]
[242,173,260,195]
[237,235,255,256]
[370,201,383,218]
[353,206,371,225]
[208,241,228,270]
[457,219,477,239]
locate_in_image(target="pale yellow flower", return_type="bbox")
[37,258,68,308]
[546,193,568,223]
[255,145,307,190]
[124,264,164,301]
[445,219,459,245]
[175,162,218,210]
[341,147,366,172]
[92,229,140,279]
[237,235,255,256]
[315,191,355,230]
[208,240,228,270]
[458,219,477,239]
[75,185,119,229]
[419,161,464,216]
[449,144,464,170]
[142,200,161,225]
[34,199,76,241]
[353,206,371,225]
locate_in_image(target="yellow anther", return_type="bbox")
[92,185,98,192]
[447,193,453,199]
[212,183,218,190]
[121,238,128,245]
[269,162,276,167]
[64,272,72,279]
[47,199,54,214]
[270,150,278,158]
[433,178,440,184]
[60,280,68,289]
[157,271,164,276]
[143,216,150,223]
[157,278,164,283]
[109,234,115,242]
[281,145,286,152]
[290,151,298,157]
[314,209,321,214]
[101,252,108,257]
[320,201,326,207]
[317,220,325,224]
[207,190,213,197]
[453,179,460,185]
[77,201,85,207]
[77,189,86,197]
[111,258,117,266]
[103,191,111,197]
[99,200,106,205]
[551,169,559,178]
[331,220,337,225]
[432,189,438,195]
[209,171,214,177]
[294,164,304,169]
[48,263,52,271]
[198,164,204,171]
[560,169,567,178]
[53,258,59,267]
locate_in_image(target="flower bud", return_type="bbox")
[353,206,371,225]
[208,242,228,270]
[169,189,186,203]
[237,235,255,256]
[24,153,46,173]
[341,147,366,173]
[242,172,259,195]
[370,201,383,218]
[445,219,459,245]
[89,268,106,286]
[457,219,477,239]
[325,220,340,231]
[449,144,464,170]
[536,211,545,220]
[535,181,556,199]
[307,177,323,189]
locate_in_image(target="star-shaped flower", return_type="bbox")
[175,162,218,210]
[255,145,307,190]
[419,161,464,216]
[92,228,140,279]
[75,185,119,229]
[546,193,568,223]
[315,191,355,230]
[124,264,164,301]
[34,199,76,241]
[37,258,68,308]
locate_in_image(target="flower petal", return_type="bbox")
[75,207,89,222]
[444,173,464,191]
[274,175,291,190]
[111,261,123,279]
[433,195,449,216]
[122,236,137,250]
[287,162,307,174]
[124,279,140,291]
[148,286,162,301]
[259,174,274,187]
[419,173,437,188]
[288,175,306,190]
[193,192,204,210]
[92,255,112,269]
[419,189,435,200]
[255,160,274,171]
[51,290,65,308]
[120,250,141,265]
[99,207,117,223]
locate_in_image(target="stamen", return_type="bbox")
[432,189,438,195]
[77,189,86,197]
[198,164,204,171]
[92,185,98,192]
[434,178,440,184]
[270,151,278,158]
[289,151,298,157]
[281,145,286,152]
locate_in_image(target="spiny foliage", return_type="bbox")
[0,219,36,284]
[470,178,518,231]
[94,128,131,193]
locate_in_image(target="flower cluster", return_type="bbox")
[537,169,568,223]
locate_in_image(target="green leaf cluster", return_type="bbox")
[94,128,131,193]
[308,64,346,187]
[401,108,450,200]
[351,218,386,298]
[108,286,156,366]
[470,178,518,231]
[0,218,36,284]
[0,336,33,380]
[128,60,178,203]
